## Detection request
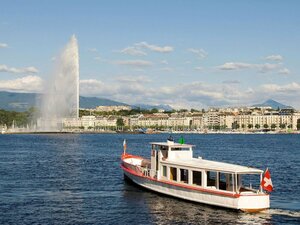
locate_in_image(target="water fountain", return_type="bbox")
[37,35,79,131]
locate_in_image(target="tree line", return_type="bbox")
[0,108,35,127]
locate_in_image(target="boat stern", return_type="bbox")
[238,193,270,212]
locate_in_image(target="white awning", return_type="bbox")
[163,158,263,174]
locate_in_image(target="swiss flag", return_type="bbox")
[261,168,273,192]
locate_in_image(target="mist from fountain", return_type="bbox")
[38,35,79,131]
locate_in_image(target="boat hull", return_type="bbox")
[121,164,269,212]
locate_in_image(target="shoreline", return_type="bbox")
[2,130,299,135]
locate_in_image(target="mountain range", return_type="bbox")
[0,91,173,112]
[251,99,293,109]
[0,91,293,112]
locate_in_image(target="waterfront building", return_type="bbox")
[168,113,192,128]
[62,108,300,132]
[138,113,169,128]
[203,110,220,129]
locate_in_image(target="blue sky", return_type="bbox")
[1,0,300,109]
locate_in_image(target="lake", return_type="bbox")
[0,133,299,224]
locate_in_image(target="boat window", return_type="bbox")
[171,147,190,151]
[219,173,227,190]
[170,167,177,181]
[207,171,217,187]
[160,146,168,151]
[162,166,167,177]
[240,174,260,191]
[192,171,202,186]
[152,145,159,151]
[180,169,189,184]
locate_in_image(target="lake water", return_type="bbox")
[0,133,299,224]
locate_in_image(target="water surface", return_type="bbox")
[0,134,299,224]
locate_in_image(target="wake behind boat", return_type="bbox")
[121,137,273,212]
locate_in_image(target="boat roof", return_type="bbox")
[150,142,194,148]
[165,158,263,174]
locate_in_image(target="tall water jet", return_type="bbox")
[38,35,79,131]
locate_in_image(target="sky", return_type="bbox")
[0,0,300,109]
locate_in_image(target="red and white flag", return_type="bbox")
[261,168,273,192]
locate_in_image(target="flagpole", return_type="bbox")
[260,172,263,192]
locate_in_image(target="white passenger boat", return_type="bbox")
[121,138,272,212]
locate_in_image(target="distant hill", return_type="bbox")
[0,91,175,112]
[133,103,174,111]
[252,99,293,109]
[0,91,40,112]
[79,96,127,108]
[0,91,127,112]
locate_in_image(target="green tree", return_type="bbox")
[255,124,260,129]
[248,124,253,129]
[179,109,188,113]
[116,118,124,127]
[232,121,239,129]
[271,124,276,130]
[150,108,159,114]
[263,124,269,129]
[279,124,286,129]
[191,108,199,113]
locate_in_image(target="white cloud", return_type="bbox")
[0,75,43,92]
[194,66,204,71]
[114,75,151,83]
[222,80,240,84]
[188,48,208,59]
[120,46,147,56]
[94,56,106,62]
[264,54,283,61]
[118,42,173,57]
[114,60,153,67]
[160,67,173,72]
[79,79,116,96]
[88,48,98,52]
[217,62,252,70]
[261,82,300,93]
[0,64,39,74]
[135,42,174,53]
[278,68,290,75]
[217,62,280,73]
[161,60,168,65]
[78,76,300,109]
[0,43,8,48]
[258,63,279,73]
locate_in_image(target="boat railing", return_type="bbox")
[136,165,157,178]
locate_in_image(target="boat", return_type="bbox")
[120,137,271,212]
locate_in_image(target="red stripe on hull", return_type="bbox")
[121,163,240,198]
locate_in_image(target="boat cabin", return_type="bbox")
[149,140,264,194]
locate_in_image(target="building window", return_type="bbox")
[162,166,167,177]
[170,167,177,181]
[180,169,189,184]
[193,171,202,186]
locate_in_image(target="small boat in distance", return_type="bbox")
[121,137,272,212]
